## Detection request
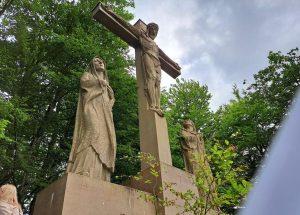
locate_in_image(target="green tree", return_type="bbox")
[135,142,251,215]
[172,141,251,215]
[0,0,138,213]
[0,0,13,16]
[162,78,213,168]
[214,48,300,179]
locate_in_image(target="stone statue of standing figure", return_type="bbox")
[181,119,207,174]
[67,57,117,181]
[181,119,220,213]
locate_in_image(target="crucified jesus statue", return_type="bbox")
[138,22,162,115]
[102,6,174,116]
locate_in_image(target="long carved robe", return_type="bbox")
[67,72,116,181]
[181,129,205,174]
[181,127,219,212]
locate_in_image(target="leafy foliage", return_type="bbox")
[161,79,252,214]
[0,0,137,213]
[0,0,298,213]
[0,0,13,16]
[214,48,300,179]
[161,49,300,212]
[135,145,251,215]
[208,141,251,214]
[162,78,213,168]
[168,141,251,215]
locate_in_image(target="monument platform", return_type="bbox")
[33,165,202,215]
[33,173,155,215]
[129,162,199,215]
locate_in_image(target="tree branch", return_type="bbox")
[0,0,14,17]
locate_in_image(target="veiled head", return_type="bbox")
[88,56,108,80]
[183,119,195,131]
[93,57,105,71]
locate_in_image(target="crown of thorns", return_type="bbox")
[147,22,159,30]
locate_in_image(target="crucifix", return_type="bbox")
[92,3,181,170]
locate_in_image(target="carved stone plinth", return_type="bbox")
[33,173,155,215]
[129,162,199,215]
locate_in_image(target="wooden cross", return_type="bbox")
[92,3,181,169]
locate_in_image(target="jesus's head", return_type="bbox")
[147,22,159,40]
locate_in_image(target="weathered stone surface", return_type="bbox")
[91,7,177,208]
[93,3,181,115]
[33,173,156,215]
[66,57,116,181]
[181,119,207,174]
[135,76,173,169]
[135,20,163,115]
[92,3,181,79]
[181,119,220,214]
[129,162,199,215]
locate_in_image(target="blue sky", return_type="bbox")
[129,0,300,110]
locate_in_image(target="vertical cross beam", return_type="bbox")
[134,20,173,169]
[92,4,181,169]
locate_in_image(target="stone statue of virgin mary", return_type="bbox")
[66,56,116,181]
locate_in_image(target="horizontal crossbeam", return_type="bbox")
[92,3,181,78]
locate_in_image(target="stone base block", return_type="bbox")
[33,173,156,215]
[129,162,199,215]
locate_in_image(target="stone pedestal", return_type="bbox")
[33,173,155,215]
[129,162,199,215]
